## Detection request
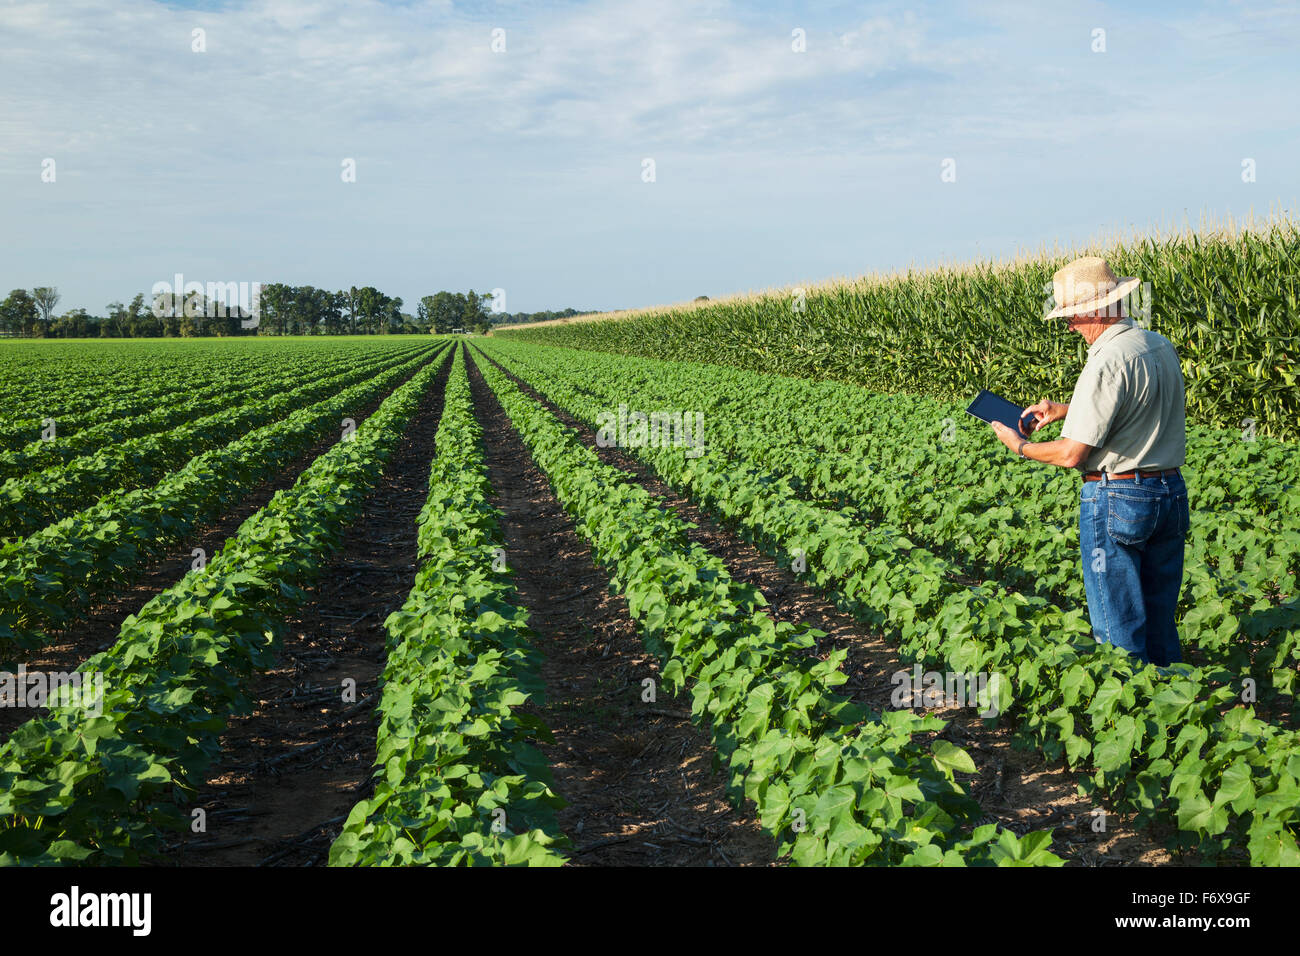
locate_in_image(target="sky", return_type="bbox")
[1,0,1297,316]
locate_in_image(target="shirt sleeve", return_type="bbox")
[1061,358,1123,448]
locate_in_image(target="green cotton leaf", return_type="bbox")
[660,658,685,689]
[500,833,565,867]
[1065,733,1091,765]
[901,843,945,867]
[138,759,173,785]
[1087,677,1124,720]
[499,689,528,709]
[789,830,827,868]
[1013,830,1064,866]
[1211,759,1256,814]
[930,739,977,775]
[811,785,858,829]
[1248,821,1300,867]
[882,773,925,804]
[47,839,95,862]
[1151,680,1197,718]
[1169,765,1206,804]
[1176,789,1230,836]
[758,781,791,826]
[1093,735,1129,774]
[993,828,1034,865]
[105,770,144,800]
[147,685,199,714]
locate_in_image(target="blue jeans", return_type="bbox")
[1079,472,1190,667]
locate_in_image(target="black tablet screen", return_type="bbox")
[966,389,1028,432]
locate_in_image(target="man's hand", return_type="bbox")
[990,420,1024,453]
[990,419,1094,468]
[1020,398,1069,436]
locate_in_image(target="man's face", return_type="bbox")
[1065,307,1109,336]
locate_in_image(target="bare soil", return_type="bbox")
[157,355,450,866]
[467,351,777,866]
[471,346,1202,866]
[0,353,442,744]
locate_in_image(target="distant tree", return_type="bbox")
[287,285,317,335]
[126,293,158,337]
[354,286,385,334]
[294,285,338,335]
[422,291,463,334]
[342,286,360,333]
[488,306,588,327]
[281,286,306,335]
[5,282,505,337]
[178,296,206,336]
[210,303,240,336]
[32,287,60,336]
[462,290,491,333]
[158,293,182,336]
[0,289,38,336]
[345,287,402,334]
[152,289,211,336]
[257,283,292,335]
[104,301,127,338]
[417,295,437,330]
[52,308,95,338]
[320,290,346,335]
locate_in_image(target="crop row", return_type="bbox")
[482,342,1300,697]
[0,344,439,542]
[0,352,272,440]
[0,354,445,864]
[331,346,568,866]
[476,341,1300,865]
[0,339,425,451]
[471,348,1062,866]
[0,345,413,482]
[0,344,449,659]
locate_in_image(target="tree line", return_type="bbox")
[489,308,589,326]
[0,285,524,337]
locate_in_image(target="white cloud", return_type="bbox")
[0,0,1296,314]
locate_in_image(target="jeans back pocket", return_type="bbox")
[1106,490,1160,546]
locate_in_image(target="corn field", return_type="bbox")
[500,219,1300,442]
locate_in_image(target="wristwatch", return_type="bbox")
[1017,440,1028,458]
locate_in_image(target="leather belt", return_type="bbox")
[1083,468,1180,482]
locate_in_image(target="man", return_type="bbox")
[989,256,1189,667]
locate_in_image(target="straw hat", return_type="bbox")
[1045,256,1141,318]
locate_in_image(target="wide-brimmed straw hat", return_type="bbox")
[1045,256,1141,319]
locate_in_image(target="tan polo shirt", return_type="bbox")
[1060,317,1187,473]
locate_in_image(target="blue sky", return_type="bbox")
[1,0,1297,316]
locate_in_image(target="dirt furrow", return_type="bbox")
[158,354,450,867]
[0,351,445,743]
[473,347,1188,866]
[467,352,776,867]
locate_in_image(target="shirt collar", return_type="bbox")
[1088,317,1136,357]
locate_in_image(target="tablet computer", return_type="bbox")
[966,389,1032,433]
